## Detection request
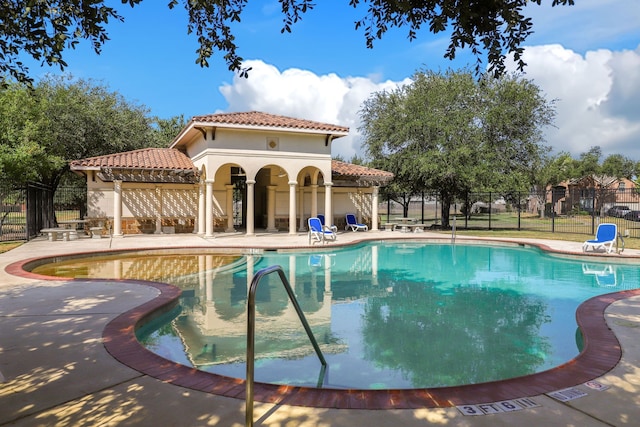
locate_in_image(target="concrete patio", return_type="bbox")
[1,230,640,426]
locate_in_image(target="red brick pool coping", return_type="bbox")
[6,239,638,409]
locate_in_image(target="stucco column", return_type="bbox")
[266,185,277,232]
[246,180,256,236]
[311,184,318,218]
[298,186,305,231]
[205,179,214,238]
[324,182,333,231]
[372,185,380,231]
[225,184,236,232]
[197,181,205,235]
[112,180,123,237]
[155,186,162,234]
[288,181,297,235]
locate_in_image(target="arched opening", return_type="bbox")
[212,163,246,231]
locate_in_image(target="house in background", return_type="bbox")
[546,175,640,216]
[70,111,393,237]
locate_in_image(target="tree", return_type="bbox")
[570,147,637,182]
[358,83,432,217]
[347,154,365,165]
[0,76,177,221]
[528,152,576,217]
[1,1,575,85]
[575,146,602,178]
[601,154,636,180]
[360,69,555,227]
[149,115,188,148]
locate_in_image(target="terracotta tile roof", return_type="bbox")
[191,111,349,133]
[70,148,196,171]
[69,148,393,183]
[331,160,394,181]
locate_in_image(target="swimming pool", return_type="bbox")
[30,240,640,391]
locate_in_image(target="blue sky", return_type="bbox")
[20,0,640,160]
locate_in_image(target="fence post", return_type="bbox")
[25,185,31,240]
[488,192,492,230]
[464,192,469,229]
[551,187,555,233]
[591,187,596,235]
[517,191,521,231]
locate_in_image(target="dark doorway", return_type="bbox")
[231,167,246,228]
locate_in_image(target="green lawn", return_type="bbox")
[0,241,23,253]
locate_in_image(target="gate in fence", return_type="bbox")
[0,183,87,242]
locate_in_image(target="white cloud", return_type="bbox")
[602,47,640,121]
[219,59,411,160]
[510,44,640,160]
[218,44,640,165]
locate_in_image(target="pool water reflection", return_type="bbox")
[32,242,640,389]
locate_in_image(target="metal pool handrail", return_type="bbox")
[246,265,327,427]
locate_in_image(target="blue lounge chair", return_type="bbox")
[308,217,337,244]
[345,214,368,232]
[582,223,617,254]
[317,214,338,232]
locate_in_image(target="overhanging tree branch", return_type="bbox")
[1,0,575,84]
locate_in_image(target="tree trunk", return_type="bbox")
[42,169,65,227]
[440,192,453,228]
[392,193,411,218]
[40,186,56,228]
[538,196,546,219]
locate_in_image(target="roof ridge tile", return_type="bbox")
[191,111,349,133]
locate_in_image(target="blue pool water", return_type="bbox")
[133,241,640,390]
[31,241,640,389]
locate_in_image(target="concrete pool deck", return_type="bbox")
[1,230,640,426]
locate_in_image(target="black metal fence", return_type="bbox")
[0,185,28,242]
[0,183,86,242]
[1,184,638,242]
[381,188,640,238]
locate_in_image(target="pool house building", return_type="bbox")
[70,111,393,237]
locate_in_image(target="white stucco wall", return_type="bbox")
[186,128,333,184]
